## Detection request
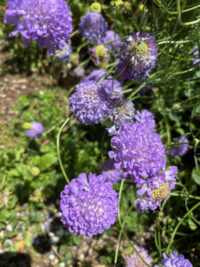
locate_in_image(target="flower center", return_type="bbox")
[152,183,169,202]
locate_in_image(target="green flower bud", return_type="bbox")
[23,122,31,130]
[91,2,101,13]
[30,167,40,176]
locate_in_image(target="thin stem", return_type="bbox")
[177,0,200,26]
[114,179,125,266]
[164,115,171,145]
[171,193,200,201]
[177,0,183,26]
[169,67,195,75]
[116,180,151,267]
[114,205,134,266]
[166,201,200,254]
[56,117,70,184]
[118,179,125,224]
[121,228,151,267]
[158,40,190,45]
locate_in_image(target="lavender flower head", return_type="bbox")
[168,136,189,157]
[60,173,118,236]
[107,99,135,136]
[192,46,200,66]
[108,122,166,182]
[79,12,108,44]
[85,70,123,100]
[69,81,112,125]
[101,30,121,51]
[125,246,152,267]
[26,122,44,139]
[116,32,157,81]
[4,0,73,55]
[134,166,178,212]
[100,160,122,184]
[134,109,155,133]
[155,251,193,267]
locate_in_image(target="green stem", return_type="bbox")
[121,228,151,267]
[166,201,200,254]
[114,205,133,266]
[116,180,151,267]
[169,67,195,75]
[171,193,200,200]
[56,117,70,184]
[177,0,200,26]
[158,40,190,45]
[154,0,200,15]
[164,115,171,145]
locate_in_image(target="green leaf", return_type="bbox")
[7,169,20,177]
[37,153,57,171]
[192,169,200,185]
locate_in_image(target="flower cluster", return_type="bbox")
[155,251,193,267]
[69,70,127,125]
[125,246,152,267]
[4,0,73,55]
[79,12,108,44]
[116,32,157,81]
[25,122,44,139]
[109,122,166,181]
[109,120,178,211]
[134,166,177,211]
[69,81,112,125]
[168,136,189,157]
[85,70,123,100]
[60,173,118,236]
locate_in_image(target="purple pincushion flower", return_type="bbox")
[134,109,155,133]
[69,81,112,125]
[79,12,108,44]
[155,251,193,267]
[101,30,121,51]
[100,160,122,184]
[125,245,152,267]
[134,166,178,212]
[26,122,44,139]
[168,136,189,157]
[4,0,73,55]
[107,99,135,136]
[85,70,123,100]
[108,122,166,182]
[116,32,157,81]
[60,173,118,236]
